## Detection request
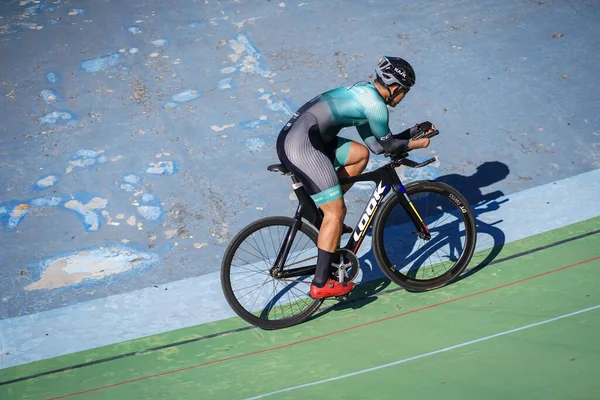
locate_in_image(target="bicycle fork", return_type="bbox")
[393,182,431,241]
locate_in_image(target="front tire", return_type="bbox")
[372,181,477,292]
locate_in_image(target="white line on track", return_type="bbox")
[243,304,600,399]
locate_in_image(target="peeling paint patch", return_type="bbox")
[123,174,141,184]
[119,172,141,192]
[31,197,63,207]
[164,89,201,108]
[258,91,293,115]
[45,72,60,84]
[211,123,235,132]
[246,137,267,152]
[68,8,85,16]
[64,196,108,231]
[137,205,162,221]
[244,134,275,152]
[34,175,59,190]
[39,111,77,125]
[239,118,267,130]
[226,33,274,78]
[172,89,200,103]
[80,53,123,73]
[217,78,234,90]
[151,38,169,47]
[66,150,107,173]
[41,89,60,104]
[146,161,178,175]
[220,67,237,74]
[141,193,155,203]
[0,203,30,230]
[127,25,141,34]
[24,246,159,291]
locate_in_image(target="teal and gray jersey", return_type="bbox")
[283,82,408,155]
[276,82,408,206]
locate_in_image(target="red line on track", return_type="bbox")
[48,254,600,399]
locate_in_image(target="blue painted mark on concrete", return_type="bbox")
[137,205,162,221]
[126,25,141,34]
[146,160,178,175]
[246,138,266,152]
[117,170,166,221]
[33,175,59,191]
[80,53,123,73]
[66,149,107,173]
[185,21,204,30]
[164,90,201,108]
[62,192,108,232]
[40,89,60,104]
[151,39,169,47]
[218,78,234,90]
[122,174,141,184]
[0,201,30,231]
[245,135,276,152]
[226,33,274,78]
[258,91,293,115]
[0,193,110,232]
[141,193,155,203]
[119,174,141,192]
[68,8,86,16]
[39,111,77,125]
[119,183,136,192]
[30,196,63,208]
[45,71,60,84]
[239,118,268,130]
[24,4,43,15]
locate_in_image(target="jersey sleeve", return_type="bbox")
[355,89,409,155]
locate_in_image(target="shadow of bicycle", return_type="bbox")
[314,161,510,316]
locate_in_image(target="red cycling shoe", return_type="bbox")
[310,279,354,299]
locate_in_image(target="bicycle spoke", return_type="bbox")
[223,218,320,329]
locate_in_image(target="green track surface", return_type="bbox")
[2,217,599,400]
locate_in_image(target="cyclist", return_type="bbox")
[276,56,435,299]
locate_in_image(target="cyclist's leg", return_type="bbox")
[276,118,354,297]
[329,137,370,193]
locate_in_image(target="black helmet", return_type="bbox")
[375,56,416,89]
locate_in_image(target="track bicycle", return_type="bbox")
[221,130,477,329]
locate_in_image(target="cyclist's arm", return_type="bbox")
[356,124,404,155]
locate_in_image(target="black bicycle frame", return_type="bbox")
[273,161,432,275]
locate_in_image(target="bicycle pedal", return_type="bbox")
[335,295,348,302]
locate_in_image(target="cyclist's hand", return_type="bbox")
[416,121,436,136]
[408,138,430,150]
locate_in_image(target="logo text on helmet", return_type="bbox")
[393,67,407,78]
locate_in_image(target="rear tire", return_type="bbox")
[221,216,323,329]
[372,181,476,292]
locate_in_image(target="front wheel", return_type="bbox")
[372,181,477,292]
[220,216,323,330]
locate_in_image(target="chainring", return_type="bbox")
[329,248,360,283]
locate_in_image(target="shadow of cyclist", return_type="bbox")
[313,161,510,316]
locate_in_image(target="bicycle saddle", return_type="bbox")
[267,164,289,174]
